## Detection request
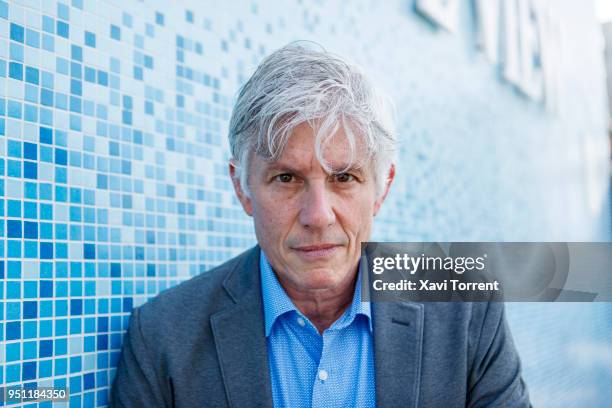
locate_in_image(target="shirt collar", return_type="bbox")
[260,249,372,337]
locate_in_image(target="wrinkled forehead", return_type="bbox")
[259,121,373,174]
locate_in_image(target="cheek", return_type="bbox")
[340,196,376,236]
[252,197,298,242]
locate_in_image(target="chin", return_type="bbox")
[299,267,345,289]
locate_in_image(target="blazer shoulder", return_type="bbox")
[135,246,258,329]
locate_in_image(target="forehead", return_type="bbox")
[265,122,370,172]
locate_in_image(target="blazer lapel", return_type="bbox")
[373,300,425,408]
[210,247,274,408]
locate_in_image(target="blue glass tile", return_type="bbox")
[6,321,21,340]
[25,28,40,48]
[24,142,37,159]
[40,242,53,259]
[8,139,21,157]
[55,323,67,339]
[0,1,7,19]
[24,104,37,122]
[7,219,21,237]
[8,200,20,217]
[40,183,52,200]
[42,15,54,33]
[42,33,54,51]
[110,24,120,40]
[7,159,21,177]
[23,340,37,359]
[7,301,20,319]
[71,299,82,315]
[40,222,52,239]
[155,12,164,25]
[40,107,52,124]
[55,185,67,202]
[15,240,28,259]
[84,66,95,82]
[10,23,24,42]
[22,361,37,380]
[55,358,67,375]
[56,92,67,109]
[10,42,23,61]
[57,2,69,20]
[24,320,37,338]
[40,203,52,219]
[56,20,69,38]
[85,31,95,47]
[71,45,82,61]
[56,130,67,146]
[70,61,82,78]
[25,66,39,84]
[70,79,82,95]
[84,372,95,389]
[56,166,67,182]
[25,281,37,298]
[98,70,110,87]
[40,301,52,317]
[55,148,67,165]
[24,201,37,218]
[41,70,53,88]
[40,280,52,297]
[25,182,37,198]
[8,99,22,118]
[25,84,38,102]
[7,364,20,382]
[144,55,153,69]
[23,301,37,319]
[24,161,37,179]
[7,342,20,361]
[41,88,53,106]
[40,360,52,377]
[9,61,23,80]
[40,126,52,144]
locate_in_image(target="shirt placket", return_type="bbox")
[311,329,337,408]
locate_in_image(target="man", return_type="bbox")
[110,44,531,407]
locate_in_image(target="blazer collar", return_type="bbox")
[372,300,424,408]
[210,245,274,408]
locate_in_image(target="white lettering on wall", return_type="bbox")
[417,0,564,113]
[415,0,461,32]
[475,0,501,64]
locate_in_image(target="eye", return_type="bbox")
[333,173,355,183]
[274,173,294,183]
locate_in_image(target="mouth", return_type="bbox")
[292,244,342,260]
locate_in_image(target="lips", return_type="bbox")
[292,244,341,260]
[294,244,339,251]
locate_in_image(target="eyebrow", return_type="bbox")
[264,162,365,176]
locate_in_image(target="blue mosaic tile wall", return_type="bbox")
[0,0,610,406]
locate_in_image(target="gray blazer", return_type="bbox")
[110,245,531,407]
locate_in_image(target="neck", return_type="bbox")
[278,270,358,335]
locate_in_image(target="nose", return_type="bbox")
[298,182,336,230]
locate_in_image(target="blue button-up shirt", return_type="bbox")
[260,250,376,408]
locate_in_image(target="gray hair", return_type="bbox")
[228,43,397,197]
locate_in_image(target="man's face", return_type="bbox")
[231,122,394,293]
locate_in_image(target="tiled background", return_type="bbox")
[0,0,611,406]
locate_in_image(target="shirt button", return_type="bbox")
[318,369,328,381]
[297,317,305,327]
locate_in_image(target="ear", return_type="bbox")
[229,162,254,216]
[373,164,395,216]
